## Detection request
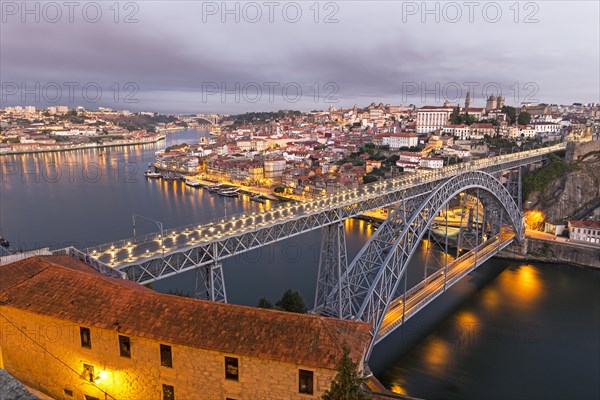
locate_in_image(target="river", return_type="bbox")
[1,129,598,399]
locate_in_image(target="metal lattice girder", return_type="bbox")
[86,147,557,285]
[505,167,523,211]
[335,170,523,358]
[313,222,350,318]
[194,263,227,303]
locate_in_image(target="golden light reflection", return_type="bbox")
[524,210,545,231]
[390,382,408,395]
[423,337,450,375]
[498,264,542,304]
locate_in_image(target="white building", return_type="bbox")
[373,133,419,149]
[264,158,287,178]
[416,106,454,134]
[419,157,444,169]
[568,220,600,244]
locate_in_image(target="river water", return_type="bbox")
[1,129,598,399]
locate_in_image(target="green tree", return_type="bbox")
[322,343,366,400]
[362,174,378,184]
[501,105,517,125]
[518,111,532,126]
[450,106,461,124]
[257,297,273,309]
[275,289,307,313]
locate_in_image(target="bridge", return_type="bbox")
[74,142,566,358]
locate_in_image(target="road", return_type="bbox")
[378,230,515,339]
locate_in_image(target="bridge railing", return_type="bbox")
[85,143,565,262]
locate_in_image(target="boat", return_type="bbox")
[185,179,201,188]
[218,188,240,198]
[145,170,162,178]
[250,195,268,204]
[162,173,178,181]
[206,184,224,193]
[0,237,9,247]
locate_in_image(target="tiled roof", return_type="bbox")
[0,256,371,370]
[569,220,600,229]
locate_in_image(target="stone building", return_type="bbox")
[0,255,371,400]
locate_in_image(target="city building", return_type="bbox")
[568,220,600,244]
[416,106,454,134]
[0,255,372,400]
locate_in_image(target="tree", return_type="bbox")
[322,343,366,400]
[362,174,378,184]
[501,105,517,125]
[257,297,273,309]
[275,289,307,313]
[450,106,461,124]
[518,111,532,126]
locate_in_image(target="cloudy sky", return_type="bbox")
[1,1,598,113]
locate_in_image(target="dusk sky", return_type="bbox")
[1,1,599,113]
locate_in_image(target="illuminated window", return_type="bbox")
[119,335,131,358]
[160,344,172,368]
[80,327,91,349]
[162,384,175,400]
[299,369,313,395]
[224,357,239,381]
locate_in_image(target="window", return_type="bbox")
[80,327,91,348]
[119,335,131,358]
[299,369,314,395]
[162,384,175,400]
[224,357,239,381]
[63,389,73,397]
[85,396,100,400]
[160,344,172,367]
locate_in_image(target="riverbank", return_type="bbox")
[498,234,600,269]
[0,134,166,155]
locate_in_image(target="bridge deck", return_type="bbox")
[376,230,515,342]
[83,144,562,279]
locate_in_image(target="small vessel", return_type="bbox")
[250,195,268,204]
[0,237,9,247]
[162,173,177,181]
[145,170,162,178]
[218,188,240,198]
[185,179,201,188]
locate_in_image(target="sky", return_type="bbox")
[1,0,599,114]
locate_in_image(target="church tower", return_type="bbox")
[465,91,471,110]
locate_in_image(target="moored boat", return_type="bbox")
[145,170,162,178]
[185,179,201,188]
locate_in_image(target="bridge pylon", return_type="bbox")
[194,262,227,303]
[313,222,350,318]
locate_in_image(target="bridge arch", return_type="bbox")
[328,170,523,356]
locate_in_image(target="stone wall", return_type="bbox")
[500,237,600,268]
[0,307,336,400]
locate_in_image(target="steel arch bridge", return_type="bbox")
[313,170,523,358]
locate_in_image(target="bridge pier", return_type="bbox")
[194,263,227,303]
[314,222,350,318]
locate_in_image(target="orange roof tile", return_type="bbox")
[0,256,371,369]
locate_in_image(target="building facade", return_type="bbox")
[568,220,600,244]
[0,256,371,400]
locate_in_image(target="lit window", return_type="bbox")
[299,369,314,395]
[225,356,239,381]
[160,344,172,368]
[119,335,131,358]
[162,384,175,400]
[80,327,91,349]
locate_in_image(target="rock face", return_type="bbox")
[526,146,600,223]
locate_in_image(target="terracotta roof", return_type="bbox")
[569,220,600,229]
[0,256,371,370]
